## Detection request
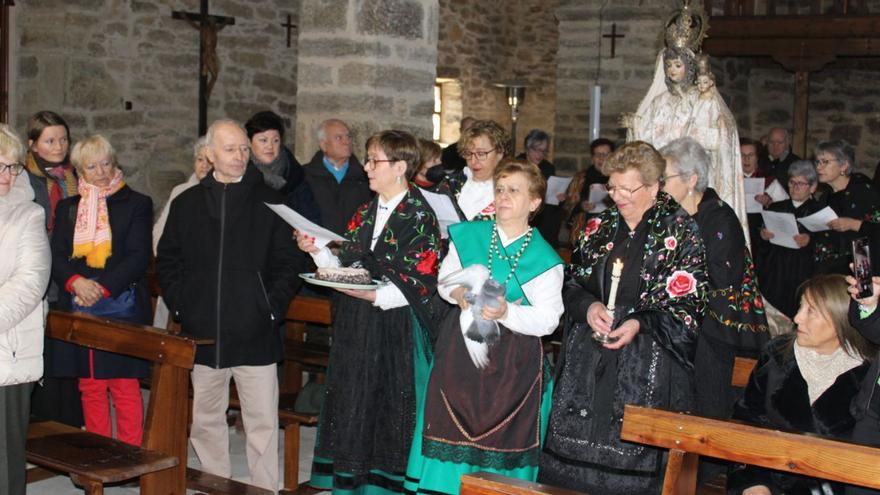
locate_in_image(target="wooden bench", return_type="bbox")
[282,295,333,392]
[29,310,200,494]
[621,404,880,494]
[460,472,582,495]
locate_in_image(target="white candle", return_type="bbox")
[606,258,623,312]
[590,85,602,142]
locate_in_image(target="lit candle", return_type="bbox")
[606,258,624,313]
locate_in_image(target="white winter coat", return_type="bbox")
[0,172,50,385]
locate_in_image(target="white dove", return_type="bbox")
[439,264,506,369]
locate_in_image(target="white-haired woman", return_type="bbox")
[661,137,768,421]
[0,123,51,495]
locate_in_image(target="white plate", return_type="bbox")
[299,273,383,290]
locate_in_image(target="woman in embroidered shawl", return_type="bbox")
[728,274,877,495]
[50,134,153,446]
[660,137,769,421]
[296,130,441,495]
[405,160,564,494]
[430,119,509,221]
[539,141,708,494]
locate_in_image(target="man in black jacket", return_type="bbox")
[302,119,372,236]
[156,119,305,491]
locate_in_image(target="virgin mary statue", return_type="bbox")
[628,2,749,240]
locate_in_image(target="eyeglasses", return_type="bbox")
[0,162,24,176]
[662,173,681,182]
[527,146,549,156]
[364,157,395,168]
[605,183,646,198]
[462,149,495,161]
[788,180,811,188]
[815,158,838,167]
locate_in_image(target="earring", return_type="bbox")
[396,175,402,184]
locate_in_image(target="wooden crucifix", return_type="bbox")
[172,0,235,135]
[602,23,625,58]
[281,14,296,48]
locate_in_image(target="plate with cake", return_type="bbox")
[300,267,384,290]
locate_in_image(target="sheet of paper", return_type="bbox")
[265,202,346,248]
[419,188,460,238]
[743,178,766,213]
[764,179,789,203]
[797,206,838,232]
[545,176,573,206]
[588,183,610,213]
[760,210,800,249]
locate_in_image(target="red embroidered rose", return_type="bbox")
[605,242,614,251]
[347,210,364,232]
[664,236,677,250]
[665,270,697,298]
[583,218,601,239]
[415,250,439,275]
[754,296,764,309]
[481,202,496,215]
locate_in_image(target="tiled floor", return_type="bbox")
[27,419,318,494]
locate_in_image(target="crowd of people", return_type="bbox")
[1,105,880,495]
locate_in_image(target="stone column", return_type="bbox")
[294,0,438,162]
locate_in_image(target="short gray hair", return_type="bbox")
[205,119,246,148]
[0,123,25,163]
[769,127,792,144]
[524,129,550,150]
[815,139,856,176]
[193,135,208,159]
[788,160,818,185]
[316,119,349,142]
[659,137,710,192]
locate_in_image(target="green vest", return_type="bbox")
[448,220,562,306]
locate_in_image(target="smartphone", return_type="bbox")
[852,237,874,299]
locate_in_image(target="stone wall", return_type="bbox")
[15,0,300,204]
[437,0,558,155]
[293,0,438,164]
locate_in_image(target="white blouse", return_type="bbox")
[311,190,409,310]
[457,167,495,220]
[438,227,564,336]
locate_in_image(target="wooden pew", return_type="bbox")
[620,404,880,495]
[30,310,200,494]
[731,356,757,388]
[460,472,583,495]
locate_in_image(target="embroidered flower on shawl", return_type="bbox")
[666,270,697,298]
[605,242,614,251]
[481,202,496,215]
[664,236,677,250]
[583,217,601,239]
[415,249,439,276]
[347,209,365,233]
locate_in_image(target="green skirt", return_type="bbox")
[309,319,432,495]
[403,364,554,495]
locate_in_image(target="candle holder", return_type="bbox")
[493,81,526,154]
[592,258,623,344]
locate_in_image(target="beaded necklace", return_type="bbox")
[488,225,533,285]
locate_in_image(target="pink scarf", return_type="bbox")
[72,168,125,268]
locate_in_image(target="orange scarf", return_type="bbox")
[72,169,125,268]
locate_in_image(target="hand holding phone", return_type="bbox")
[852,238,874,299]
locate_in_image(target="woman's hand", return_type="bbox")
[755,193,772,208]
[828,217,862,232]
[556,192,567,203]
[336,288,377,302]
[587,302,613,336]
[846,274,880,310]
[581,200,595,212]
[742,486,772,495]
[481,296,508,321]
[793,233,810,248]
[450,286,470,310]
[604,318,641,350]
[759,228,774,241]
[72,278,104,308]
[294,230,320,253]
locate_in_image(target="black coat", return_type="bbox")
[848,303,880,495]
[49,185,153,379]
[156,165,306,368]
[303,151,372,236]
[727,334,871,495]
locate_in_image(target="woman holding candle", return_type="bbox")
[405,159,564,494]
[539,141,709,494]
[660,137,769,421]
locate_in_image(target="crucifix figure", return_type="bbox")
[602,23,625,58]
[281,14,296,48]
[172,0,235,135]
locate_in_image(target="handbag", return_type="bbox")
[72,284,138,320]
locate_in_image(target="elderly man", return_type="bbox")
[303,119,371,235]
[156,119,305,492]
[760,127,801,191]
